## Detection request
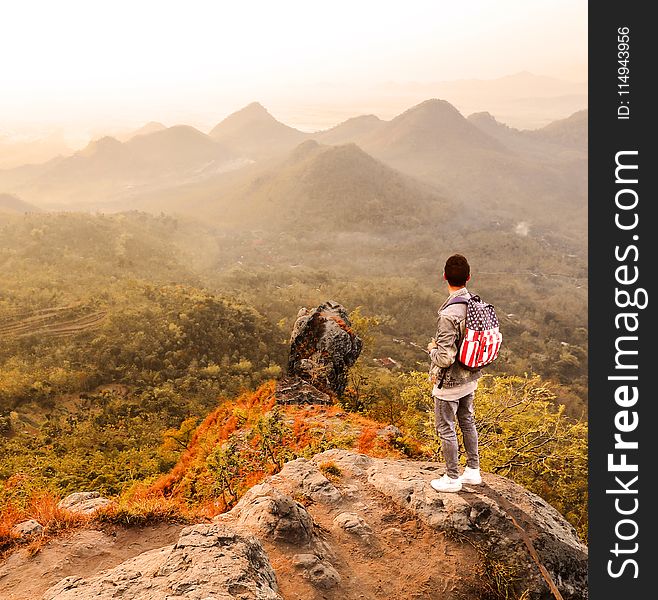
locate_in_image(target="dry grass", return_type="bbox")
[1,491,90,558]
[0,488,203,559]
[93,495,194,527]
[318,461,343,482]
[0,503,22,555]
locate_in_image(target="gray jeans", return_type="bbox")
[434,392,479,479]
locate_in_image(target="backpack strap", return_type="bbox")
[437,296,470,385]
[445,297,468,307]
[445,293,479,308]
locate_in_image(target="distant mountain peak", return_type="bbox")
[151,124,208,138]
[367,98,503,154]
[242,101,269,114]
[117,121,167,143]
[209,102,307,158]
[407,98,463,116]
[530,109,588,149]
[287,139,322,160]
[390,98,473,130]
[133,121,166,134]
[468,111,498,124]
[78,136,122,157]
[222,102,277,124]
[314,114,385,146]
[467,111,517,133]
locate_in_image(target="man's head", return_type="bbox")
[443,254,470,288]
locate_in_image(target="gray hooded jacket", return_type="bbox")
[429,287,482,389]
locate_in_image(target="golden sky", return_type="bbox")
[2,0,587,136]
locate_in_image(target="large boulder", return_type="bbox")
[10,519,43,538]
[57,492,111,515]
[42,523,282,600]
[228,483,316,545]
[275,375,331,405]
[287,301,362,396]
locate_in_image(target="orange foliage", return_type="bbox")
[0,504,21,554]
[195,498,228,520]
[221,415,238,439]
[145,380,408,515]
[358,427,378,453]
[0,490,90,557]
[292,414,312,446]
[27,492,87,530]
[149,381,277,497]
[94,494,194,527]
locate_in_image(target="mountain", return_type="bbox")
[304,99,587,235]
[0,193,40,214]
[123,125,232,171]
[0,126,237,208]
[209,102,308,158]
[196,139,451,232]
[118,121,167,141]
[372,71,587,129]
[467,111,521,141]
[360,99,504,157]
[0,98,587,239]
[529,109,588,150]
[468,109,588,160]
[116,99,586,240]
[314,114,385,145]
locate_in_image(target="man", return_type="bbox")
[427,254,483,493]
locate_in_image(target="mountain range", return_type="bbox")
[0,125,239,208]
[0,98,587,240]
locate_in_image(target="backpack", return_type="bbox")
[444,294,503,370]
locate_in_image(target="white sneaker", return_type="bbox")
[459,466,483,485]
[430,474,462,493]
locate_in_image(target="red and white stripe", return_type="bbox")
[459,327,503,368]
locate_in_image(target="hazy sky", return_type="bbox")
[3,1,587,137]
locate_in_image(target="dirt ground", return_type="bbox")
[0,523,185,600]
[257,467,485,600]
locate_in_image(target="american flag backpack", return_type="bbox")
[446,294,503,370]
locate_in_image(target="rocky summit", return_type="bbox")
[287,301,362,396]
[9,450,588,600]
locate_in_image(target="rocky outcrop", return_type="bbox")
[287,301,362,396]
[57,492,111,515]
[28,451,586,600]
[10,519,43,538]
[265,451,586,599]
[349,451,588,599]
[229,483,316,545]
[275,375,331,405]
[42,524,281,600]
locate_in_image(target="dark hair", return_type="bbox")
[444,254,470,287]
